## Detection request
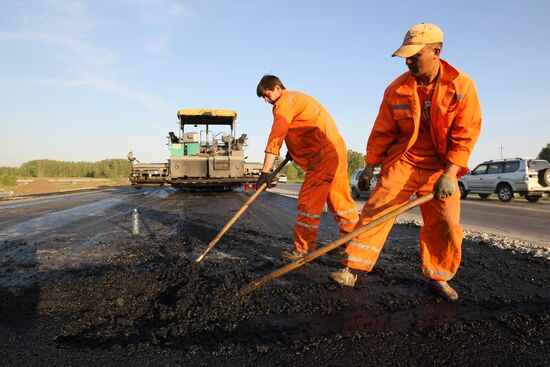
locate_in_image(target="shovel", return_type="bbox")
[195,157,291,263]
[240,192,434,295]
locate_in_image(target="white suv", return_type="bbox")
[458,158,550,202]
[350,166,380,199]
[277,174,287,184]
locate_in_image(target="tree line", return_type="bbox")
[0,159,131,179]
[279,149,365,181]
[277,142,550,182]
[4,143,546,184]
[538,143,550,161]
[1,152,363,184]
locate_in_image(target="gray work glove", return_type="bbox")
[257,172,275,189]
[433,173,455,199]
[358,165,375,191]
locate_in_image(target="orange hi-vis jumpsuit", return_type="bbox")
[265,90,359,253]
[343,60,482,281]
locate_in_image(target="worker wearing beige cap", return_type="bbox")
[330,23,482,301]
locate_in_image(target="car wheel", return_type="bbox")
[351,187,360,199]
[497,184,513,202]
[538,168,550,186]
[458,182,468,199]
[525,195,542,202]
[478,193,490,199]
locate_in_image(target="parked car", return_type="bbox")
[277,174,287,184]
[350,166,380,199]
[458,158,550,202]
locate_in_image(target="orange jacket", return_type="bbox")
[265,90,348,172]
[366,59,482,177]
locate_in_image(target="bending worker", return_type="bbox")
[256,75,359,261]
[330,23,482,301]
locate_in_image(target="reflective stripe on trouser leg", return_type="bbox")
[417,175,463,281]
[294,154,336,252]
[343,219,395,271]
[294,213,321,253]
[343,160,417,271]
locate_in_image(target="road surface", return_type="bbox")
[271,183,549,247]
[0,186,548,366]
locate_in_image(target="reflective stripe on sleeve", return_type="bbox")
[391,104,411,110]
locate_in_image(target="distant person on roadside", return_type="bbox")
[329,23,482,301]
[256,75,359,261]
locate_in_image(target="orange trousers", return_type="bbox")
[343,159,463,281]
[294,146,359,253]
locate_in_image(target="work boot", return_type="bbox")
[280,250,306,261]
[430,280,459,301]
[329,267,358,287]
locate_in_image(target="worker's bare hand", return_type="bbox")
[257,172,275,189]
[433,174,455,199]
[358,165,375,191]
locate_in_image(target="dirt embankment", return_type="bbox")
[6,178,130,197]
[12,179,60,195]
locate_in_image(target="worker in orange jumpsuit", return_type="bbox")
[330,23,482,301]
[256,75,359,261]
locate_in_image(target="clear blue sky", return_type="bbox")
[1,0,549,168]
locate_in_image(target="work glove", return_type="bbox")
[257,172,275,189]
[285,152,293,162]
[433,173,455,199]
[358,165,375,191]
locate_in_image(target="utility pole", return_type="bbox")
[499,143,504,159]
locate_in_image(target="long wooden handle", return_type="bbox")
[240,193,434,295]
[195,157,291,263]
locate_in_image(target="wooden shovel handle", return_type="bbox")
[240,193,434,295]
[195,157,291,263]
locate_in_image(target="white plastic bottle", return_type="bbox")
[132,208,140,236]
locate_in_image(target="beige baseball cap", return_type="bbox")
[392,23,444,58]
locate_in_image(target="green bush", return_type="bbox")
[15,159,131,178]
[347,149,365,178]
[1,175,17,186]
[281,161,305,181]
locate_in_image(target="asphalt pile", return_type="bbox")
[51,246,351,357]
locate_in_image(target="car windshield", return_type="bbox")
[528,160,550,171]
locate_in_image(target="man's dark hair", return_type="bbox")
[256,75,285,97]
